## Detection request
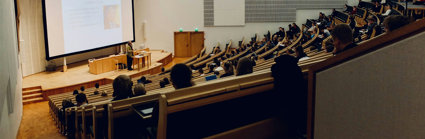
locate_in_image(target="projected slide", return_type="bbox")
[44,0,134,59]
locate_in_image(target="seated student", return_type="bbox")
[159,67,166,75]
[235,57,253,76]
[214,71,220,76]
[295,45,309,61]
[372,1,382,13]
[93,83,100,95]
[308,21,317,33]
[351,6,358,15]
[274,27,286,38]
[170,64,194,89]
[163,77,170,85]
[271,55,307,138]
[250,55,258,66]
[292,23,301,35]
[381,4,398,16]
[159,80,166,88]
[198,68,205,77]
[73,90,79,95]
[363,16,380,40]
[112,75,133,101]
[220,61,234,78]
[349,16,356,30]
[138,76,151,84]
[62,98,75,109]
[332,24,357,55]
[61,98,75,135]
[383,15,410,32]
[80,86,85,94]
[272,35,279,46]
[133,83,146,97]
[75,93,88,107]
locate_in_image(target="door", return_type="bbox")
[174,32,190,57]
[190,32,204,56]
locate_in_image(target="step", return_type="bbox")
[22,86,41,91]
[23,93,43,100]
[22,88,42,95]
[23,97,45,105]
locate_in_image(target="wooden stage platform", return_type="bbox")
[23,50,173,100]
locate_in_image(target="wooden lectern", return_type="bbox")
[88,54,126,75]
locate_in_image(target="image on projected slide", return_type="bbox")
[103,5,121,29]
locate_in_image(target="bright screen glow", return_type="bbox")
[44,0,134,59]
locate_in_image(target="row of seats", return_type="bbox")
[47,7,393,138]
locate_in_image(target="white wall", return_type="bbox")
[0,0,23,138]
[134,0,338,54]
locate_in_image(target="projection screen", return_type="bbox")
[42,0,134,60]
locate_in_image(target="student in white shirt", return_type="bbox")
[382,4,392,16]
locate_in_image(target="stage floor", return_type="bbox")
[23,50,172,90]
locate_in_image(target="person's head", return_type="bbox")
[101,91,107,96]
[223,61,234,75]
[133,83,146,97]
[271,55,304,91]
[127,41,133,48]
[80,86,85,92]
[295,45,306,58]
[62,99,75,109]
[209,64,215,73]
[73,90,79,95]
[170,64,193,89]
[236,57,253,76]
[214,71,220,76]
[159,80,166,88]
[331,24,353,52]
[279,27,284,32]
[198,68,204,74]
[75,93,88,106]
[163,77,170,84]
[95,83,99,89]
[383,15,410,32]
[367,16,376,24]
[112,75,133,100]
[384,3,392,10]
[374,1,380,6]
[140,76,147,84]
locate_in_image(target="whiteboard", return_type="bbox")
[214,0,245,26]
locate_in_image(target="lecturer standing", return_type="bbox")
[127,41,134,70]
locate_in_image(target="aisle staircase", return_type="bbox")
[22,86,45,104]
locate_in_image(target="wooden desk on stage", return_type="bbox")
[133,50,152,71]
[88,54,127,75]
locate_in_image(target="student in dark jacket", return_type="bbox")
[112,75,133,101]
[331,24,357,55]
[220,61,235,78]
